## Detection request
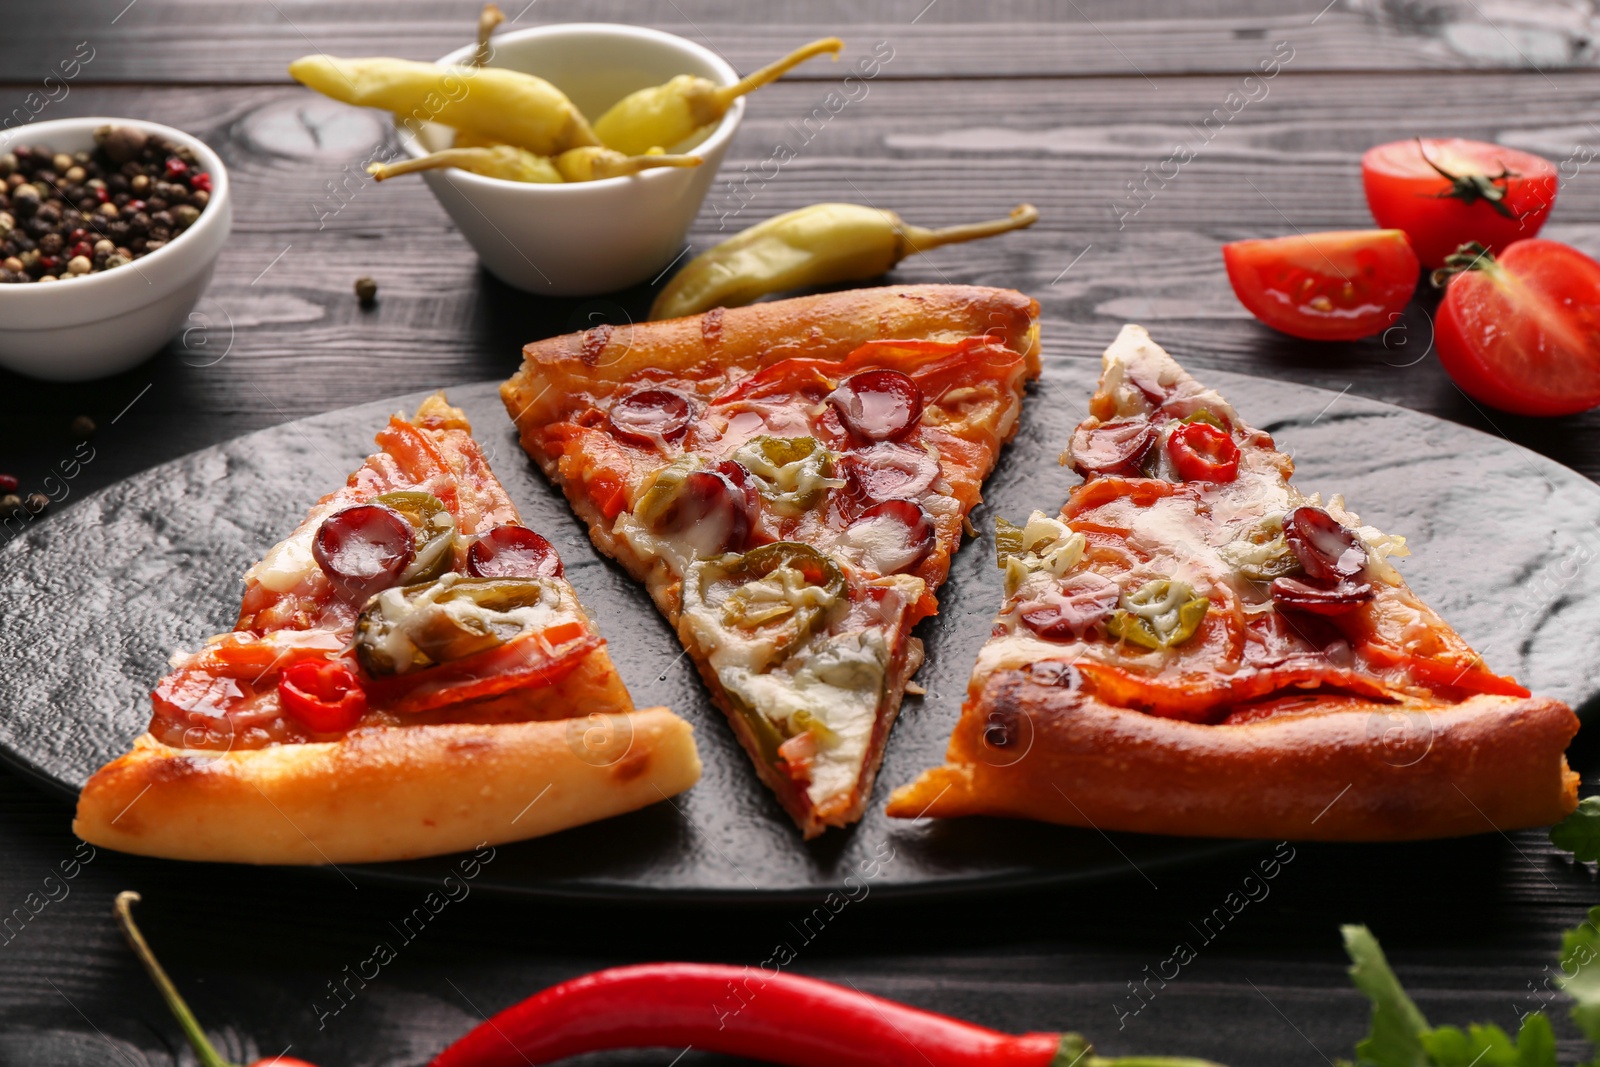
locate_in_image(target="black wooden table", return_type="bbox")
[4,3,1600,1065]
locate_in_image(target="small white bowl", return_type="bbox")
[0,117,231,382]
[405,23,743,296]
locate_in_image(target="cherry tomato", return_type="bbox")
[1166,422,1239,482]
[827,369,923,441]
[1363,138,1557,268]
[468,525,563,578]
[609,388,692,445]
[278,659,367,733]
[1434,239,1600,416]
[313,504,415,599]
[1222,230,1420,341]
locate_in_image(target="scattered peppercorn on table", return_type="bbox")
[2,4,1600,1067]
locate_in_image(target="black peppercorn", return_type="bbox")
[71,415,96,438]
[355,276,378,306]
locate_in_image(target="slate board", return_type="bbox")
[2,361,1598,903]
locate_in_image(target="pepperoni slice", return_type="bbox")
[826,370,923,442]
[653,462,759,555]
[609,388,693,445]
[1066,419,1157,478]
[1284,507,1367,582]
[1270,575,1374,615]
[845,499,935,574]
[468,525,564,579]
[1018,572,1121,641]
[838,443,939,502]
[313,504,416,600]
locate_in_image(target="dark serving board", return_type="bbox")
[3,361,1599,903]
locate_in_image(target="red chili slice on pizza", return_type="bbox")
[502,285,1041,837]
[75,394,701,864]
[888,325,1579,840]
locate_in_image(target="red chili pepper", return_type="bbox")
[277,658,367,733]
[431,963,1224,1067]
[115,893,323,1067]
[1166,422,1240,482]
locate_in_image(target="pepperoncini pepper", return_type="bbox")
[649,202,1039,321]
[594,37,843,155]
[367,145,702,184]
[288,55,599,156]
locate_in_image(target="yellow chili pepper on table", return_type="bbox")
[367,145,702,184]
[594,37,843,155]
[288,55,600,156]
[648,202,1039,321]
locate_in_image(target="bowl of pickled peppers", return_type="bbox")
[291,20,843,294]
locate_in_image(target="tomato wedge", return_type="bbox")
[1222,230,1420,341]
[1433,239,1600,416]
[1363,138,1557,268]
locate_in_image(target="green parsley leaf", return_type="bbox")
[1557,905,1600,1054]
[1342,925,1431,1067]
[1514,1012,1557,1067]
[1550,797,1600,862]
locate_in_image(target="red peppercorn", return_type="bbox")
[71,241,92,259]
[95,186,110,203]
[38,255,59,271]
[164,157,188,179]
[0,475,17,493]
[189,172,211,193]
[126,199,145,213]
[69,228,86,243]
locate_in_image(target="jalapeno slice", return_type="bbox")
[698,542,845,660]
[1105,578,1210,650]
[374,490,457,584]
[355,575,548,676]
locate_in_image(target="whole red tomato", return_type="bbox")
[1222,229,1420,342]
[1363,138,1557,268]
[1434,238,1600,416]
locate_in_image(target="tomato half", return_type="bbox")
[1363,138,1557,268]
[1222,230,1420,341]
[1435,238,1600,416]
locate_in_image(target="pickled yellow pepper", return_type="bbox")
[594,37,843,155]
[289,55,600,156]
[649,203,1039,321]
[367,145,702,184]
[472,3,504,68]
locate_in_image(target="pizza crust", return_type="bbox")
[75,708,700,864]
[886,671,1579,840]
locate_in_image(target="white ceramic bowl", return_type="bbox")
[0,117,231,382]
[406,23,742,296]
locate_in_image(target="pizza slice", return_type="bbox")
[502,285,1040,836]
[888,325,1579,840]
[75,394,700,864]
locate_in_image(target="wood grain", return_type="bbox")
[1,0,1596,83]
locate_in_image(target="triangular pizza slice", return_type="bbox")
[503,286,1040,836]
[76,394,700,863]
[889,325,1578,839]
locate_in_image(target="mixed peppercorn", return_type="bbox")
[0,124,211,285]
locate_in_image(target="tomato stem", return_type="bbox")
[1430,241,1496,288]
[114,892,241,1067]
[1414,137,1521,220]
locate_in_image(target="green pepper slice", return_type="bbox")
[1105,578,1209,650]
[732,435,836,517]
[374,490,456,584]
[1180,409,1226,430]
[633,457,699,530]
[994,516,1026,568]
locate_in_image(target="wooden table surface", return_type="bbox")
[4,2,1600,1064]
